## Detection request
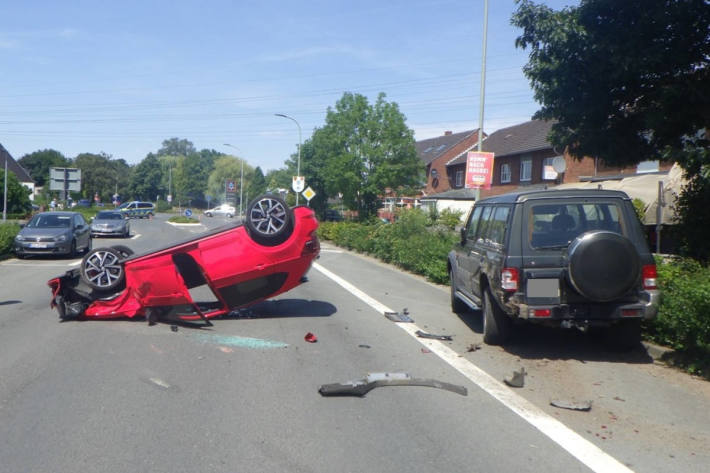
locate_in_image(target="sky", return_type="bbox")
[0,0,576,172]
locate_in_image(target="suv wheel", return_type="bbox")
[482,288,511,345]
[450,270,467,313]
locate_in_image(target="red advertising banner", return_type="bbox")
[465,151,494,189]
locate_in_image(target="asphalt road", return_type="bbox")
[0,214,708,473]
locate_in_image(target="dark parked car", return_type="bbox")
[48,194,320,324]
[90,210,131,238]
[14,211,92,258]
[448,189,659,346]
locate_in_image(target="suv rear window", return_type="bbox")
[529,202,625,249]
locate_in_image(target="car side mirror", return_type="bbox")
[460,228,467,245]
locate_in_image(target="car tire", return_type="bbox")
[450,269,468,313]
[205,212,212,217]
[245,194,294,246]
[567,231,641,302]
[110,245,135,259]
[69,239,77,258]
[482,288,511,345]
[85,237,92,254]
[80,247,126,291]
[226,213,233,218]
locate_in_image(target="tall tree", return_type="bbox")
[512,0,710,168]
[512,0,710,261]
[18,149,69,187]
[299,92,421,219]
[73,152,118,202]
[246,166,267,203]
[129,153,162,201]
[157,138,196,157]
[207,155,252,206]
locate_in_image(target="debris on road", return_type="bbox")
[170,325,178,332]
[304,332,318,343]
[384,309,414,323]
[551,399,592,411]
[504,367,527,388]
[466,343,481,352]
[319,372,468,397]
[415,330,453,341]
[358,344,371,349]
[421,348,431,354]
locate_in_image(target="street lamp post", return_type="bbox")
[275,113,302,205]
[223,143,244,218]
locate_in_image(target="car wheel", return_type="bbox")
[110,245,135,259]
[226,213,233,218]
[482,288,510,345]
[450,269,467,313]
[567,231,640,302]
[205,212,212,217]
[80,247,125,291]
[245,194,294,246]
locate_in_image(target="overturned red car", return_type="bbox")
[48,194,320,324]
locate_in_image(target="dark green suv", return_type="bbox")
[448,189,659,346]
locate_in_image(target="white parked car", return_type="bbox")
[204,204,236,218]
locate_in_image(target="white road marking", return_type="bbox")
[130,233,141,239]
[319,248,343,253]
[313,262,635,473]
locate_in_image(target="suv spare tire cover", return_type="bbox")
[567,231,641,302]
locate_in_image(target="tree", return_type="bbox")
[298,92,422,219]
[207,155,253,207]
[18,149,69,187]
[157,138,196,157]
[129,153,162,201]
[246,166,267,203]
[511,0,710,168]
[73,152,119,203]
[0,167,31,214]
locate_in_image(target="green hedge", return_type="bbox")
[0,222,20,257]
[644,256,710,375]
[318,209,458,284]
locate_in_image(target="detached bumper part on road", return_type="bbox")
[319,372,468,397]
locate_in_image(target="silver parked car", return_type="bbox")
[90,210,131,238]
[14,211,92,258]
[204,204,236,218]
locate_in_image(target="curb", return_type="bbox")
[642,341,675,361]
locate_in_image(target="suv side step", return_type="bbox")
[456,290,481,311]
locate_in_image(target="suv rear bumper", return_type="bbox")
[514,289,659,324]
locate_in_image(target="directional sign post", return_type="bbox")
[292,176,305,193]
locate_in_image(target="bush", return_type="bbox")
[168,216,199,224]
[0,222,20,257]
[156,200,172,212]
[645,256,710,375]
[317,208,457,284]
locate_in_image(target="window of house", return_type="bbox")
[455,169,464,187]
[500,163,511,183]
[520,156,532,182]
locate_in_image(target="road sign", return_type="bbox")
[302,186,316,201]
[49,167,81,192]
[167,194,172,203]
[292,176,305,193]
[184,209,192,217]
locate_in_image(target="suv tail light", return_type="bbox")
[501,267,519,292]
[642,264,657,290]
